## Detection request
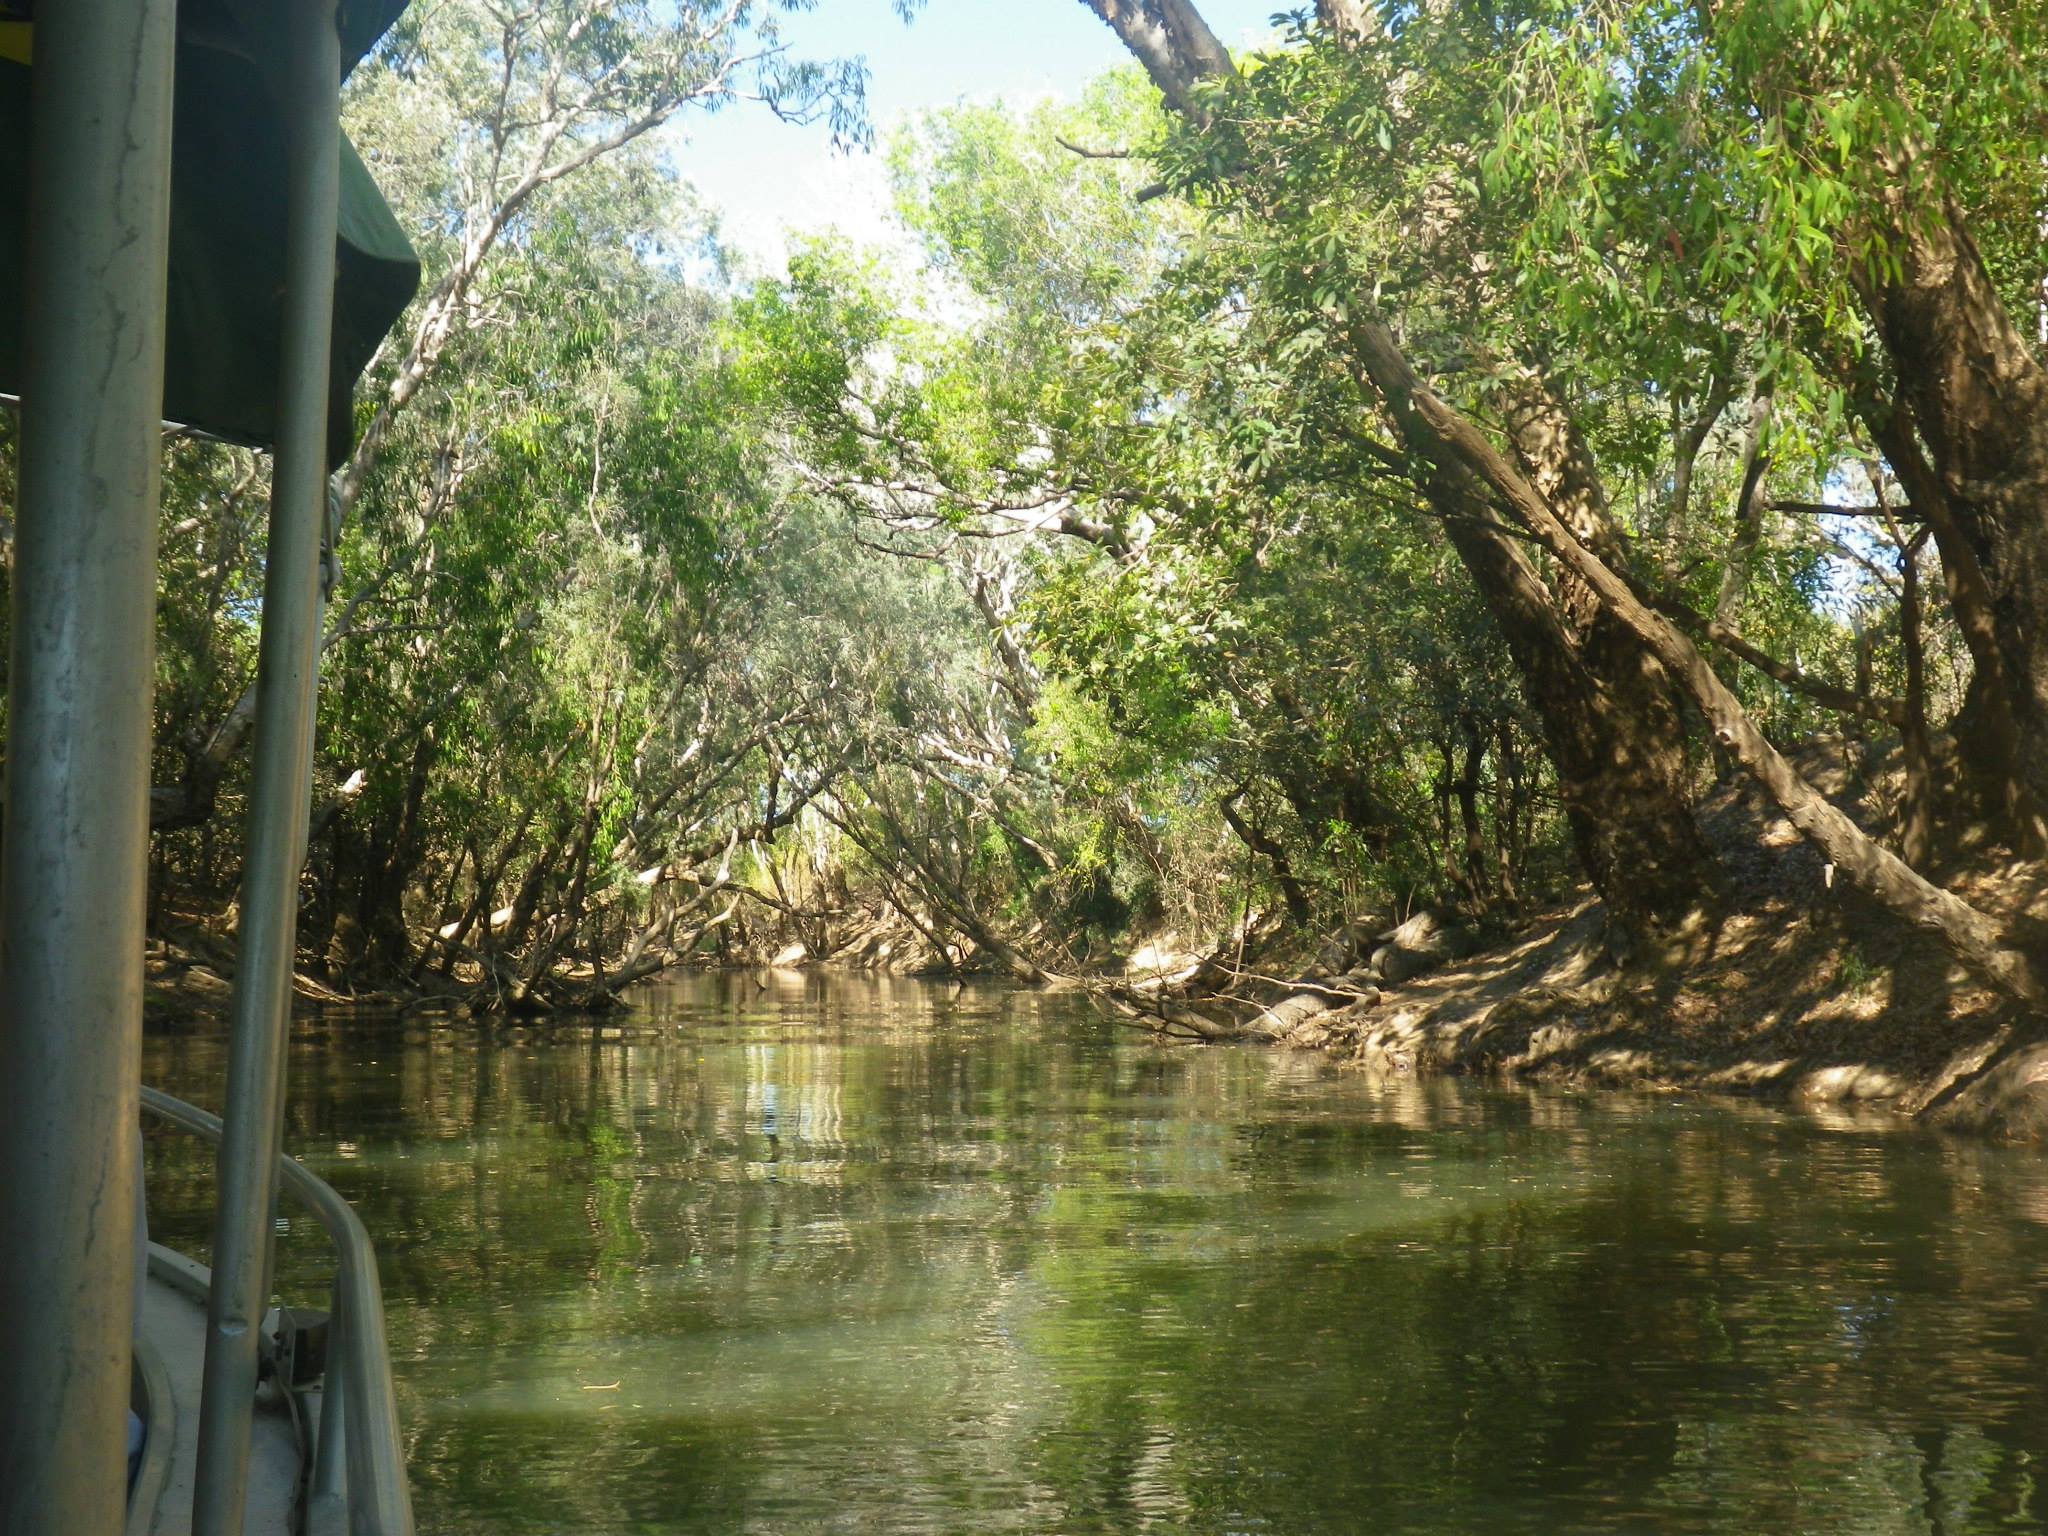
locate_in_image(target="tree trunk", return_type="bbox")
[1664,374,1735,577]
[1493,373,1717,941]
[1857,194,2048,820]
[1076,0,1234,113]
[1378,318,2043,1000]
[1856,382,2047,852]
[1897,529,1934,871]
[1075,0,1718,951]
[1456,722,1487,909]
[1493,718,1525,911]
[1219,788,1313,925]
[360,732,437,977]
[1389,377,1716,948]
[1316,0,1380,47]
[523,797,603,987]
[499,841,560,959]
[1712,387,1774,625]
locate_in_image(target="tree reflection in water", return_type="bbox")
[144,975,2048,1535]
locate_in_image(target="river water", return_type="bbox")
[142,973,2048,1535]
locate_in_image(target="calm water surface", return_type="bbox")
[143,974,2048,1535]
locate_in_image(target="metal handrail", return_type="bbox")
[141,1086,415,1536]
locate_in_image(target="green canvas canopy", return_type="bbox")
[0,0,419,469]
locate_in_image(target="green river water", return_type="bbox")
[143,973,2048,1535]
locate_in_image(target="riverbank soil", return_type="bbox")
[1289,759,2048,1140]
[145,907,399,1024]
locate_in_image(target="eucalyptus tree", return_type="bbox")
[1046,0,1733,953]
[340,0,864,517]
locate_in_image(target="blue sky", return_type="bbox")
[669,0,1285,271]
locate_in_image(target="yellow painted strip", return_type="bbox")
[0,23,30,66]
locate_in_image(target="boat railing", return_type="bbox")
[140,1086,414,1536]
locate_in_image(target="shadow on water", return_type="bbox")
[144,972,2048,1535]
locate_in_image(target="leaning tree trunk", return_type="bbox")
[1219,788,1314,925]
[1496,373,1718,936]
[1073,0,1719,950]
[1368,317,2045,1002]
[1426,455,1713,951]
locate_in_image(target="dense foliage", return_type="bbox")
[6,0,2044,1004]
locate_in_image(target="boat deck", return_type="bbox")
[131,1244,306,1536]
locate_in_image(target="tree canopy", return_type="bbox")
[9,0,2044,1016]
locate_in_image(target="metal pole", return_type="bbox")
[0,3,177,1532]
[311,1277,350,1507]
[193,2,342,1529]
